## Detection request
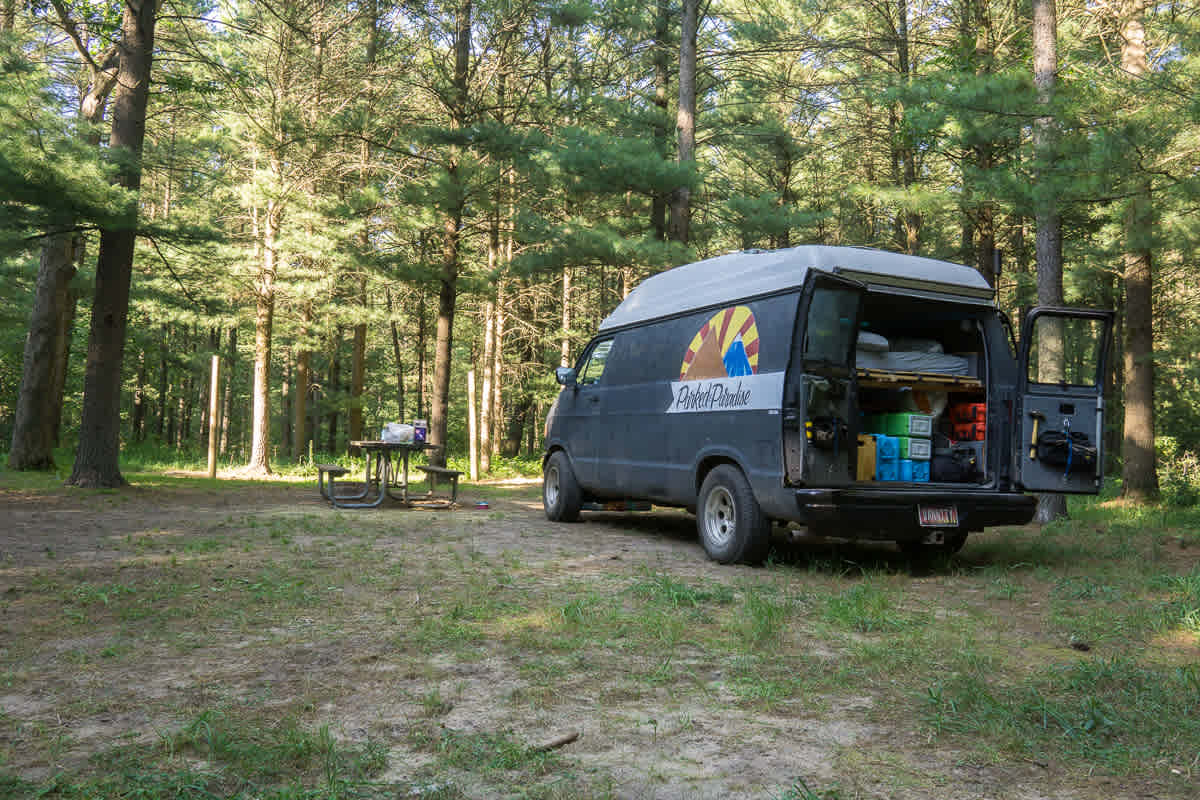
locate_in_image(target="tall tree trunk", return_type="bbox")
[560,268,571,366]
[349,295,367,454]
[895,0,920,254]
[651,0,671,240]
[132,348,147,442]
[348,2,378,454]
[492,281,506,461]
[10,9,120,470]
[429,0,472,469]
[220,325,236,455]
[281,356,293,457]
[47,284,77,448]
[668,0,697,245]
[1031,0,1068,523]
[1119,0,1158,501]
[68,0,158,488]
[246,200,280,474]
[327,327,343,454]
[156,326,169,440]
[416,286,427,419]
[480,300,495,474]
[385,288,405,420]
[294,304,312,458]
[9,234,78,469]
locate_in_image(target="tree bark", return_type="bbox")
[1119,0,1158,501]
[668,0,697,245]
[9,234,78,469]
[651,0,671,241]
[349,296,367,454]
[327,327,342,454]
[429,0,472,469]
[385,287,405,421]
[132,348,147,442]
[246,199,280,474]
[67,0,158,488]
[560,268,571,366]
[294,304,312,458]
[220,325,236,455]
[1031,0,1068,523]
[480,299,495,474]
[11,7,120,470]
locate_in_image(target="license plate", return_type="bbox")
[918,505,959,527]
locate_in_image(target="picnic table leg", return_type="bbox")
[331,452,388,509]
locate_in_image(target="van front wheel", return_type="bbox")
[697,465,771,565]
[543,451,582,522]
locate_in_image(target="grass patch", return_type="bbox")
[924,658,1200,774]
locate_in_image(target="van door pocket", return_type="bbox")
[1035,430,1097,473]
[806,416,847,451]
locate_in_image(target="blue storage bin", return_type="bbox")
[876,461,899,481]
[875,434,899,460]
[898,459,914,481]
[911,460,930,482]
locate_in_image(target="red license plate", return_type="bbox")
[918,505,959,527]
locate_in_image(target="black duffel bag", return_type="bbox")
[1036,430,1097,471]
[930,445,983,483]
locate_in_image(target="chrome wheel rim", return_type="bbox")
[702,486,736,548]
[545,464,560,508]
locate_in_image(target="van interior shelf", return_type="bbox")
[856,368,983,392]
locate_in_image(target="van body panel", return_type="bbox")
[543,246,1112,552]
[579,292,800,505]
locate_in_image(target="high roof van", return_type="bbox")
[542,246,1113,563]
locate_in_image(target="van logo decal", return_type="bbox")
[679,305,759,381]
[670,306,780,413]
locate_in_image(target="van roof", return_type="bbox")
[598,245,994,331]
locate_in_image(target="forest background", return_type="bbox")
[1,0,1198,501]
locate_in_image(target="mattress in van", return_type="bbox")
[855,350,969,375]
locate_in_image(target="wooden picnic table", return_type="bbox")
[328,440,436,509]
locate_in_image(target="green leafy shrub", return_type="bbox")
[1156,437,1200,507]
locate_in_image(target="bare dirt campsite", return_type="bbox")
[1,472,1197,799]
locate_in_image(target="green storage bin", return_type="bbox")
[867,412,933,438]
[897,436,932,460]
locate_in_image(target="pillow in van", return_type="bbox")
[856,331,889,353]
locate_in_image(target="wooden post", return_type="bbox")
[467,367,478,481]
[207,354,220,478]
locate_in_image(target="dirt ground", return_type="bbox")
[0,475,1194,799]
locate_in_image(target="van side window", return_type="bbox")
[579,339,614,385]
[804,287,859,364]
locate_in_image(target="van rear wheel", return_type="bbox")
[697,465,771,565]
[543,451,582,522]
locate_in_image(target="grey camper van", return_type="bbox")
[542,246,1113,563]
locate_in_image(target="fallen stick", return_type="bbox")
[532,731,579,752]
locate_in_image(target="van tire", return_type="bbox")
[544,451,582,522]
[697,465,771,564]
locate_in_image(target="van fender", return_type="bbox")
[542,439,571,468]
[691,445,790,520]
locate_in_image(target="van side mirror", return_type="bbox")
[555,366,576,386]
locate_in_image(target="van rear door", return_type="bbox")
[1015,307,1114,494]
[783,272,865,487]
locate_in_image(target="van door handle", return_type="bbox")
[588,395,600,403]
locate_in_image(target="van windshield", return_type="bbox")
[804,287,859,365]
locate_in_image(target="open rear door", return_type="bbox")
[783,271,865,487]
[1016,307,1114,494]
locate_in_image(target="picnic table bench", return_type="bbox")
[416,465,463,504]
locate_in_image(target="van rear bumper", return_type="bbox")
[792,488,1037,534]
